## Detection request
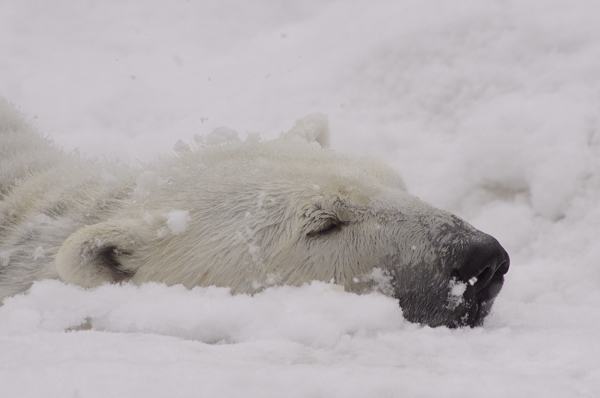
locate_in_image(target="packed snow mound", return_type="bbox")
[0,280,406,347]
[1,278,598,398]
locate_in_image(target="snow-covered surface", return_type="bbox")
[1,1,600,397]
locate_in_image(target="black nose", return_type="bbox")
[454,238,510,302]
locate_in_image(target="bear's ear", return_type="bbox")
[282,113,330,148]
[56,219,153,288]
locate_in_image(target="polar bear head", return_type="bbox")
[56,114,509,328]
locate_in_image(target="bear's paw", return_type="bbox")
[56,219,153,287]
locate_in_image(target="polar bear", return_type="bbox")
[0,97,509,328]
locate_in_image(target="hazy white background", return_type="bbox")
[1,1,599,397]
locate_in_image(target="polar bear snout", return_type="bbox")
[391,229,510,328]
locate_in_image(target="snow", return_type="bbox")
[447,277,467,310]
[1,0,600,397]
[165,210,191,236]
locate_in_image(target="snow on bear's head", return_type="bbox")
[55,114,509,328]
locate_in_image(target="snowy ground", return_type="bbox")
[1,1,600,397]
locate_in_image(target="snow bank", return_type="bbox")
[1,279,597,398]
[0,280,405,347]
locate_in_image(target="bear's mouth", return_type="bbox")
[457,269,506,328]
[476,268,506,303]
[451,240,510,328]
[396,258,508,328]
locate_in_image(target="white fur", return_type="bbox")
[0,100,460,304]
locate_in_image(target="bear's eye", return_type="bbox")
[307,218,344,237]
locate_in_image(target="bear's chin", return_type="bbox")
[397,274,505,328]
